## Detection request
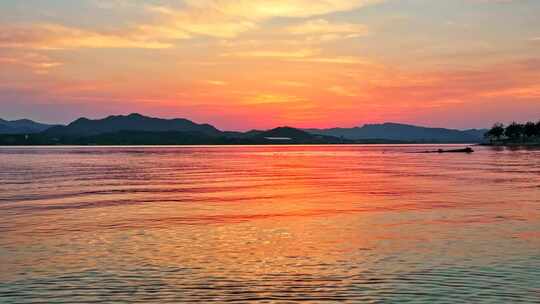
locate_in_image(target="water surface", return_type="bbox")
[1,145,539,303]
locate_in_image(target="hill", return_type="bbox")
[0,115,489,145]
[0,126,347,145]
[250,127,345,144]
[306,123,487,143]
[44,113,221,137]
[0,118,57,134]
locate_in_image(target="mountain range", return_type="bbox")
[43,113,221,137]
[0,118,57,134]
[306,123,486,143]
[0,114,488,145]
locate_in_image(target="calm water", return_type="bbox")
[0,145,539,303]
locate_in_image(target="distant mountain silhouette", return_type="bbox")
[256,127,316,140]
[65,128,344,145]
[306,123,487,143]
[69,130,230,145]
[0,118,57,134]
[0,114,489,145]
[44,113,221,137]
[251,127,343,143]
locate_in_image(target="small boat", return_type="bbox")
[439,147,474,153]
[417,147,474,154]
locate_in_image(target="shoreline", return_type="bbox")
[0,142,481,147]
[480,142,540,147]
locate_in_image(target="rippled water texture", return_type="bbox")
[1,145,539,303]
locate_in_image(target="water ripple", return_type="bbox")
[1,145,539,303]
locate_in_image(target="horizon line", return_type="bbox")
[0,112,498,132]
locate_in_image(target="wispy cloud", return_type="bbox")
[291,56,371,64]
[327,85,358,97]
[0,52,62,74]
[287,19,369,37]
[221,47,372,65]
[222,48,317,59]
[0,24,173,50]
[181,0,382,20]
[204,80,228,86]
[242,93,307,105]
[0,0,382,50]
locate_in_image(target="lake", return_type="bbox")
[0,145,539,303]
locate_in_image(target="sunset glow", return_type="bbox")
[1,0,539,130]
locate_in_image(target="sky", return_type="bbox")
[1,0,539,130]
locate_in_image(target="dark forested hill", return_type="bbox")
[43,113,221,137]
[0,115,489,145]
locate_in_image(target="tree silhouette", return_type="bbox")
[524,122,536,138]
[504,122,524,141]
[485,120,539,145]
[484,122,504,142]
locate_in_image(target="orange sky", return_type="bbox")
[1,0,539,130]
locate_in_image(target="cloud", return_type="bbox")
[276,81,309,87]
[204,80,228,86]
[470,0,515,3]
[221,47,372,65]
[327,85,358,97]
[222,48,317,58]
[359,59,540,105]
[479,85,540,99]
[0,0,381,50]
[0,52,62,74]
[0,24,173,50]
[291,56,371,64]
[143,6,257,39]
[242,93,307,105]
[143,0,380,40]
[182,0,381,20]
[287,19,369,37]
[93,0,134,9]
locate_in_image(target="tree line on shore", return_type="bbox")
[484,120,540,143]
